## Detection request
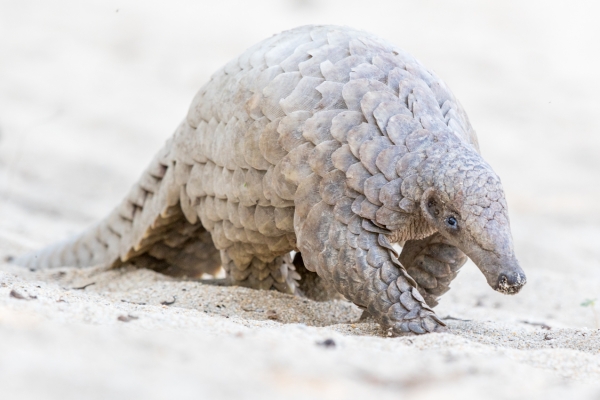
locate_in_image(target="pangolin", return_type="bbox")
[15,25,526,335]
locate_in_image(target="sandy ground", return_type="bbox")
[1,0,600,398]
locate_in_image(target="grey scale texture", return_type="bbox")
[16,25,526,335]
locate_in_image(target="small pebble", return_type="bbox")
[317,338,336,348]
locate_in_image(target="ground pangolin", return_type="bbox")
[16,25,527,335]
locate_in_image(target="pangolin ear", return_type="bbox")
[421,187,443,226]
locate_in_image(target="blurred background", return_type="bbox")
[1,0,599,323]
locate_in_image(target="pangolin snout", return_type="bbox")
[495,271,527,295]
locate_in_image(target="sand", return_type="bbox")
[1,0,600,398]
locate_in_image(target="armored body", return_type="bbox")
[17,25,526,335]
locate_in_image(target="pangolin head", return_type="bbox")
[418,152,526,295]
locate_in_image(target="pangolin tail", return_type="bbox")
[14,136,221,278]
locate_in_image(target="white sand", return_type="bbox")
[1,0,600,398]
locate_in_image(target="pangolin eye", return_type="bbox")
[446,216,458,228]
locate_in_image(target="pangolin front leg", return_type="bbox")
[399,233,468,307]
[296,194,446,335]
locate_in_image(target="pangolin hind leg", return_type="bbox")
[119,204,222,278]
[399,233,468,307]
[292,253,342,301]
[218,240,301,293]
